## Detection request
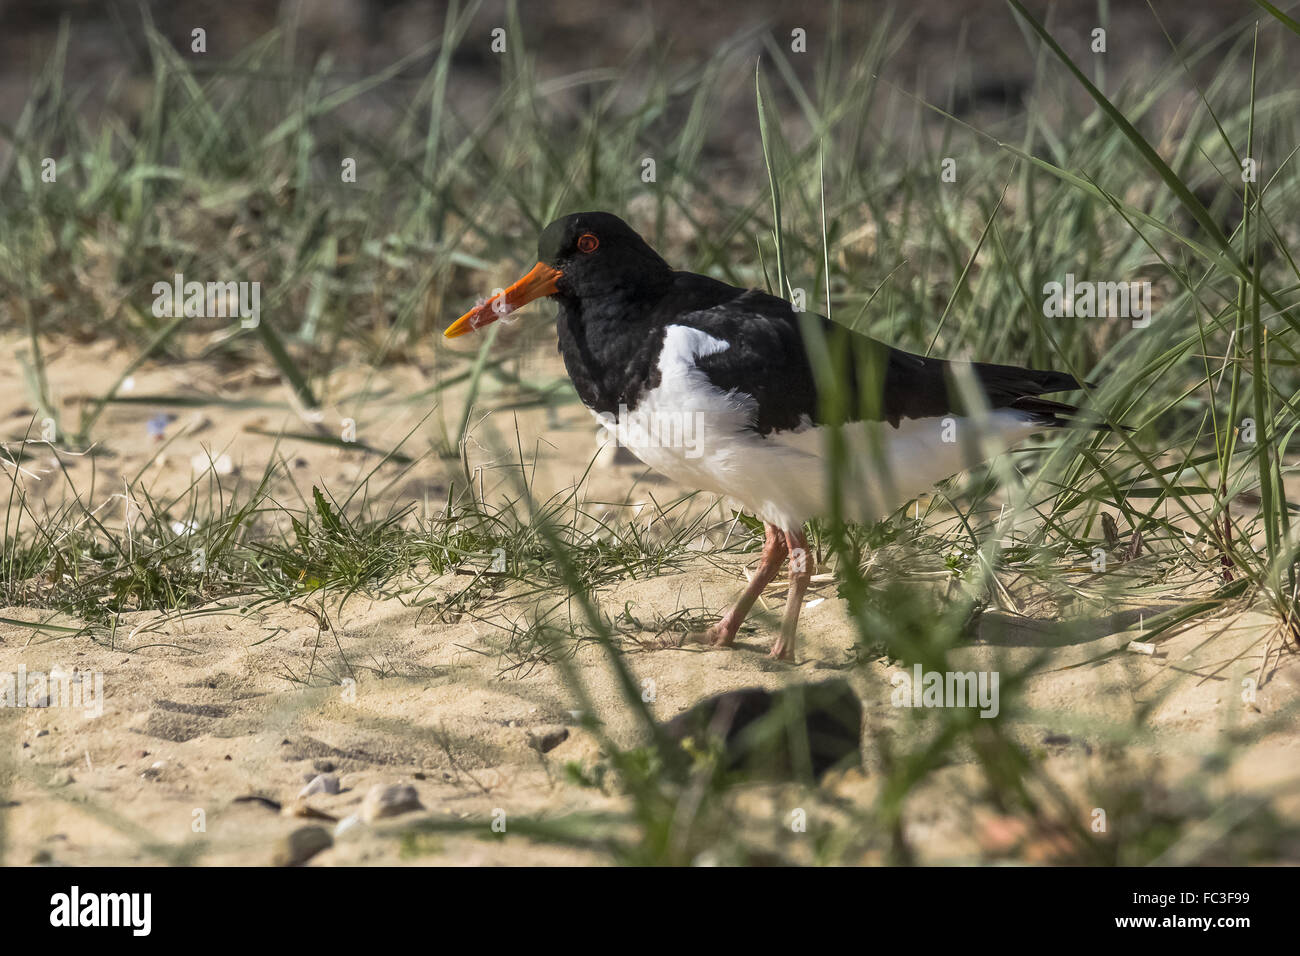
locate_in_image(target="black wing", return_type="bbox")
[677,285,1083,435]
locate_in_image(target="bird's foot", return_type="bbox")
[768,634,795,661]
[683,622,736,649]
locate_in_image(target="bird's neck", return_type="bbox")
[555,291,665,417]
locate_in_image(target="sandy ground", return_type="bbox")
[2,331,1298,865]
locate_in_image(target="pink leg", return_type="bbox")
[691,523,788,648]
[769,528,811,661]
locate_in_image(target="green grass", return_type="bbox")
[1,0,1299,865]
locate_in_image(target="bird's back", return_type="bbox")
[655,273,1083,436]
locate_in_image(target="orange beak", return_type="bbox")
[443,262,563,338]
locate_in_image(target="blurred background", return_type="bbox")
[0,0,1278,169]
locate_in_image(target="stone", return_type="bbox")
[359,783,423,823]
[297,774,340,798]
[527,727,569,754]
[271,825,332,866]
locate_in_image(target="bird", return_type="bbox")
[445,211,1091,661]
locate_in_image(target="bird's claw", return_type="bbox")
[682,624,735,649]
[768,637,794,661]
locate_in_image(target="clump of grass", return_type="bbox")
[2,432,281,625]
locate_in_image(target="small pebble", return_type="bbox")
[527,727,570,754]
[359,784,423,823]
[271,826,332,866]
[298,774,340,799]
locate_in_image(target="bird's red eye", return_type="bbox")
[577,233,599,253]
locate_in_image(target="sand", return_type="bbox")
[2,331,1297,865]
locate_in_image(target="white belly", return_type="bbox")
[602,403,1036,530]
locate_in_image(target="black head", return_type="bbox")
[444,211,671,339]
[537,211,672,301]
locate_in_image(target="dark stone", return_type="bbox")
[272,826,332,866]
[662,678,863,781]
[528,727,569,754]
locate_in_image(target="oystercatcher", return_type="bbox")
[445,212,1088,660]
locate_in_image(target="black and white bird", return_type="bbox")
[445,212,1089,660]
